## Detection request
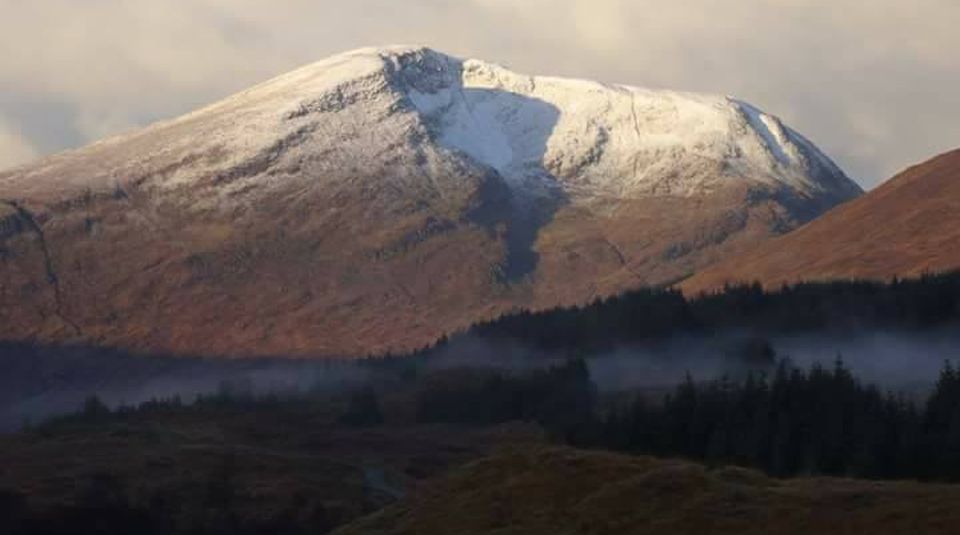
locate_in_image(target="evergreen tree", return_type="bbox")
[339,387,385,427]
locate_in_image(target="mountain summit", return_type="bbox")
[0,46,861,356]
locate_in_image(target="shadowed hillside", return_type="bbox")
[338,446,960,535]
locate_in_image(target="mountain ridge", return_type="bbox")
[681,148,960,294]
[0,46,860,357]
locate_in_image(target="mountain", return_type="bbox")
[682,149,960,294]
[0,46,860,357]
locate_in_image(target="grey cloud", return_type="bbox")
[0,92,85,154]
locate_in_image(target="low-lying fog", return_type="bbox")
[2,328,959,431]
[586,330,960,393]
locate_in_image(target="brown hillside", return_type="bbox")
[682,149,960,294]
[0,47,859,358]
[338,446,960,535]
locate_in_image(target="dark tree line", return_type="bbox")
[48,355,960,483]
[469,272,960,353]
[597,359,960,481]
[415,359,597,442]
[407,358,960,482]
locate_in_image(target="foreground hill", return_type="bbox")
[0,398,542,534]
[0,46,859,357]
[339,446,960,535]
[683,149,960,294]
[6,394,960,535]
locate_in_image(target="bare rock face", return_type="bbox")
[0,46,860,357]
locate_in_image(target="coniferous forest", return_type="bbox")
[468,272,960,352]
[20,355,960,484]
[412,357,960,482]
[602,359,960,480]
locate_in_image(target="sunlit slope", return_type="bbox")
[0,46,858,357]
[683,149,960,294]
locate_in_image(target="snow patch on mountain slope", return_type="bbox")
[1,45,860,209]
[373,46,860,201]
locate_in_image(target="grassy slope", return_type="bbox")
[6,404,960,534]
[682,149,960,294]
[339,446,960,535]
[0,404,541,531]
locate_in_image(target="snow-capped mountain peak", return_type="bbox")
[189,45,860,203]
[0,46,862,357]
[287,46,859,202]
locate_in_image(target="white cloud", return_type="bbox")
[0,0,958,187]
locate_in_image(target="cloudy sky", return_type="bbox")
[1,0,958,188]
